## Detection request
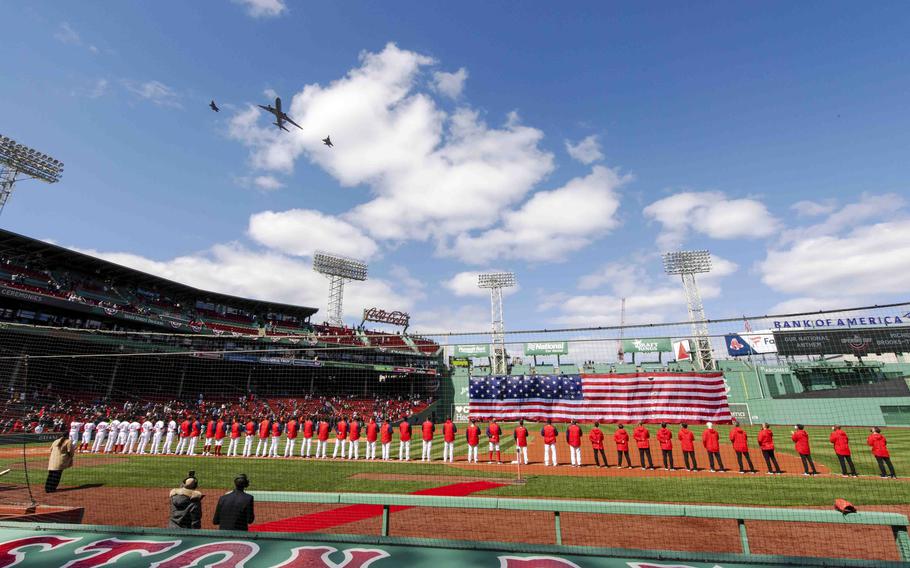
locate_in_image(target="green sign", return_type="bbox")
[0,526,764,567]
[524,341,569,356]
[622,337,672,353]
[453,344,490,357]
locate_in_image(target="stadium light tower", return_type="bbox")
[663,250,715,370]
[477,272,516,375]
[313,251,368,327]
[0,134,64,216]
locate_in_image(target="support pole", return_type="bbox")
[737,519,750,555]
[381,505,390,537]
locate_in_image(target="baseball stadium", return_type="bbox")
[0,228,907,567]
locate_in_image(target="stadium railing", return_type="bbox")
[250,491,910,562]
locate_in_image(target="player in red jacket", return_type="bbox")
[829,425,857,477]
[301,417,315,458]
[614,424,631,468]
[678,424,697,471]
[333,418,349,459]
[465,420,480,463]
[269,418,282,458]
[757,423,782,474]
[188,418,201,456]
[421,418,435,462]
[513,420,528,465]
[227,418,241,457]
[443,419,458,463]
[633,422,654,470]
[702,422,725,472]
[398,419,412,461]
[213,418,226,456]
[541,419,559,466]
[589,422,606,468]
[487,418,503,464]
[566,420,583,467]
[176,418,191,456]
[657,423,674,470]
[867,427,896,478]
[243,418,256,457]
[729,421,756,474]
[349,418,361,460]
[284,417,298,458]
[791,424,817,475]
[316,418,331,458]
[203,418,216,456]
[380,419,393,460]
[366,417,379,460]
[256,417,270,457]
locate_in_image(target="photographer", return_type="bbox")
[168,471,203,529]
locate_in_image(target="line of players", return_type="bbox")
[66,415,898,478]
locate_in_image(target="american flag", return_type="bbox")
[469,373,733,424]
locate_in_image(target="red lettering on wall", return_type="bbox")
[275,546,389,568]
[150,542,259,568]
[0,536,79,568]
[499,557,582,568]
[62,538,180,568]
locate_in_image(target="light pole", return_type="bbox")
[477,272,516,375]
[0,134,64,216]
[312,251,368,327]
[663,250,714,370]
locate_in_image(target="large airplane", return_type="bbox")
[258,97,302,132]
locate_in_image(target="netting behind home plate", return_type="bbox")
[0,304,908,562]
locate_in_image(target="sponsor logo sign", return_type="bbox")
[728,403,752,425]
[453,344,491,357]
[672,340,692,361]
[622,338,671,354]
[523,341,569,356]
[773,327,910,356]
[725,332,776,356]
[772,312,909,330]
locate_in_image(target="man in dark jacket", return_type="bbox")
[168,476,203,529]
[213,474,255,531]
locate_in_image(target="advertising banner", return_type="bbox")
[453,344,490,357]
[622,337,672,353]
[673,339,693,361]
[523,341,569,356]
[773,327,910,356]
[728,403,752,425]
[725,332,777,356]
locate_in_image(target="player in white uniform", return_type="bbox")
[104,419,120,453]
[269,422,281,458]
[164,418,177,454]
[116,420,130,453]
[151,419,165,454]
[92,420,109,453]
[137,419,153,454]
[243,421,254,457]
[186,420,198,456]
[68,420,83,449]
[80,420,95,452]
[126,420,141,454]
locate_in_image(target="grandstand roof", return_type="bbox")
[0,229,318,319]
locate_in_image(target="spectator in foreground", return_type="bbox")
[169,473,203,529]
[46,432,75,493]
[213,474,255,531]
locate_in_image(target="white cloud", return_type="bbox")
[431,68,468,99]
[409,305,491,335]
[443,271,519,298]
[447,165,628,263]
[643,191,779,249]
[565,135,603,164]
[88,79,108,99]
[123,80,182,108]
[233,0,287,18]
[54,22,81,45]
[73,243,406,323]
[228,43,554,243]
[252,175,284,191]
[247,209,379,259]
[780,193,903,244]
[791,199,837,217]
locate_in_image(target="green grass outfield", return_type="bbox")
[2,424,908,507]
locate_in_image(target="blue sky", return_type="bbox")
[2,1,909,333]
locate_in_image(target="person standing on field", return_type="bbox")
[614,424,631,468]
[301,416,314,458]
[443,418,458,463]
[243,417,256,457]
[867,427,896,479]
[729,421,757,474]
[702,422,725,472]
[333,416,348,459]
[757,423,782,474]
[366,417,379,460]
[348,417,361,460]
[398,418,412,461]
[678,424,697,471]
[283,416,298,458]
[657,423,674,470]
[791,424,818,475]
[420,417,435,462]
[512,420,528,465]
[316,418,331,459]
[541,419,559,467]
[380,418,393,460]
[487,418,503,464]
[829,425,857,477]
[566,420,583,467]
[465,420,480,463]
[589,421,607,468]
[227,418,241,457]
[633,422,654,470]
[46,432,75,493]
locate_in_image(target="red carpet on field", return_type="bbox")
[250,480,505,533]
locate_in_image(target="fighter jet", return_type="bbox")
[258,97,301,132]
[209,100,219,112]
[322,136,333,147]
